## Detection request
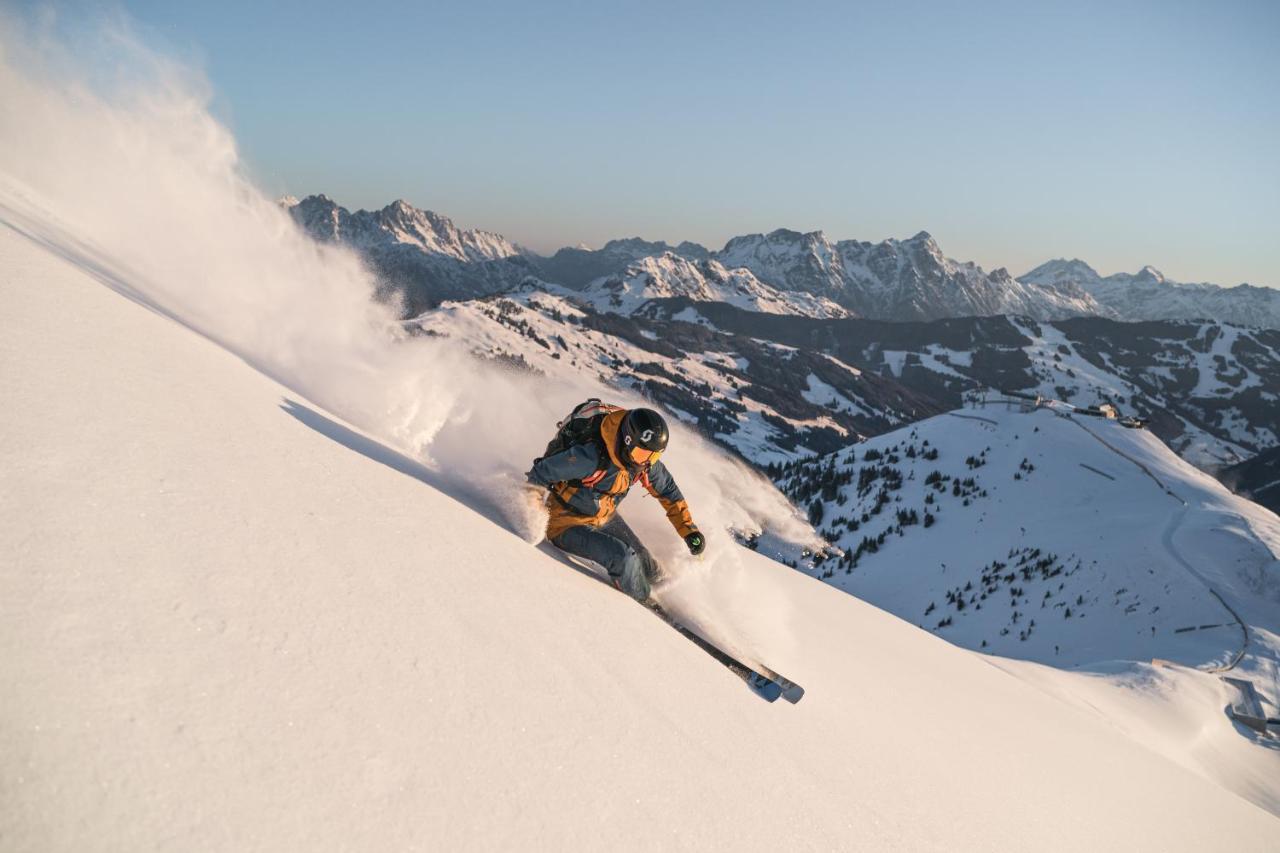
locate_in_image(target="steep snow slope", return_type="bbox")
[6,193,1280,852]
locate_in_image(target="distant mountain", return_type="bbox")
[716,229,1102,322]
[573,252,849,319]
[284,195,541,314]
[285,194,1279,330]
[543,228,1104,322]
[534,238,710,290]
[1020,259,1280,329]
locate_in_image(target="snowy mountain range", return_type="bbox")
[714,228,1102,321]
[1021,259,1280,329]
[570,252,849,319]
[283,194,539,314]
[537,236,711,288]
[286,195,1278,330]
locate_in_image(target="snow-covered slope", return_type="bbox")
[776,401,1280,810]
[1021,259,1280,329]
[6,182,1280,852]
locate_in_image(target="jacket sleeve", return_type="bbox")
[526,443,602,488]
[642,460,697,538]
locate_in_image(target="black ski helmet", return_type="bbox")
[619,408,669,463]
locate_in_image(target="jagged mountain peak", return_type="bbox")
[723,227,831,252]
[376,198,458,233]
[574,251,849,319]
[1020,258,1102,281]
[1136,265,1166,283]
[597,237,710,262]
[285,194,532,314]
[298,192,338,207]
[715,227,1101,321]
[602,236,663,253]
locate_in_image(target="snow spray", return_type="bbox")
[0,9,815,653]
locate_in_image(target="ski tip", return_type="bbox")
[780,681,805,704]
[748,674,783,703]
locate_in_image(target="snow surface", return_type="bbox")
[2,15,1279,849]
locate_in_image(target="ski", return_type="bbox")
[549,545,805,703]
[647,602,805,704]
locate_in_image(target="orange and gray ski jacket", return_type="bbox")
[527,409,697,541]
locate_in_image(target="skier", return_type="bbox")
[526,401,705,602]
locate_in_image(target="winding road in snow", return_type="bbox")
[1160,507,1249,672]
[1066,416,1248,672]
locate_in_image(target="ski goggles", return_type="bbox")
[630,446,662,465]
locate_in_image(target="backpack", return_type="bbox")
[542,399,622,483]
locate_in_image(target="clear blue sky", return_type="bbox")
[71,1,1280,284]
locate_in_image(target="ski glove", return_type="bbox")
[684,531,705,556]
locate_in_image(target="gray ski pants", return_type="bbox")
[551,514,661,602]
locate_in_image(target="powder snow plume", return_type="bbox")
[0,11,815,640]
